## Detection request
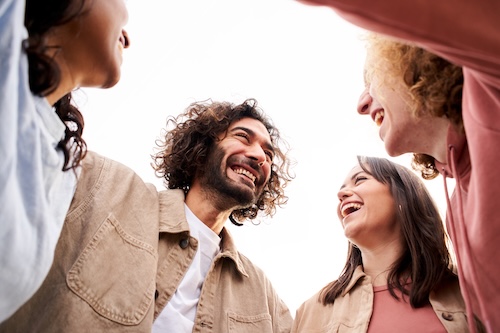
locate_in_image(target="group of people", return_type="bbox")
[1,0,498,332]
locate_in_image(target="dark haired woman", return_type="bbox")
[292,156,484,333]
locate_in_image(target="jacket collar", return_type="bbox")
[342,265,368,296]
[158,189,248,277]
[158,189,190,233]
[218,227,249,277]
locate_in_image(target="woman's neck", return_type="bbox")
[360,240,403,286]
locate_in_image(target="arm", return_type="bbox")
[0,0,75,321]
[297,0,500,80]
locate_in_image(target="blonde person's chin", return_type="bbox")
[384,141,405,158]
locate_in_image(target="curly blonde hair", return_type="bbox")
[364,33,463,179]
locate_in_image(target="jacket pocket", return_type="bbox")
[67,214,157,325]
[227,312,272,333]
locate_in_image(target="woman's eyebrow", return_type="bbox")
[339,171,364,190]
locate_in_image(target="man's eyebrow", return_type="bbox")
[339,171,364,190]
[231,126,275,154]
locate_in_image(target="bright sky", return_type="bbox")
[76,0,452,315]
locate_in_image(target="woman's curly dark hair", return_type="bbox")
[364,33,463,180]
[153,99,294,224]
[24,0,87,170]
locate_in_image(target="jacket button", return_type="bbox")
[442,312,454,321]
[179,238,189,249]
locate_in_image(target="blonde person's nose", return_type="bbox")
[357,88,372,115]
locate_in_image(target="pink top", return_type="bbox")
[298,0,500,331]
[367,285,446,333]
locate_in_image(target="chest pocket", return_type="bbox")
[228,311,273,333]
[67,214,157,325]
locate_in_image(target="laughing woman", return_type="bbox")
[292,156,484,333]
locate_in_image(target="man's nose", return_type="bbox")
[248,144,266,166]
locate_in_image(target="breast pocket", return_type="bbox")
[67,214,157,325]
[227,312,273,333]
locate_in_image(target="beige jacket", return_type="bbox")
[1,151,292,333]
[292,266,473,333]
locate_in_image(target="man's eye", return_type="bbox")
[265,151,274,161]
[236,133,249,141]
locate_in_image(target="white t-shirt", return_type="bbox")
[152,204,221,332]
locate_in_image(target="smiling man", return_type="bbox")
[1,99,293,333]
[150,98,294,333]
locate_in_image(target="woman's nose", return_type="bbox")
[357,88,372,115]
[337,187,353,201]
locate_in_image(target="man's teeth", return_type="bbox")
[374,110,384,126]
[233,168,256,183]
[342,203,362,217]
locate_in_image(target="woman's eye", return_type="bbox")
[355,176,367,184]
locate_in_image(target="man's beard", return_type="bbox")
[198,145,262,210]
